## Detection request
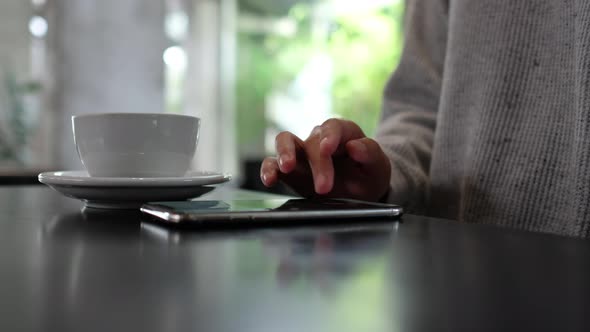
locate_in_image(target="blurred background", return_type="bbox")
[0,0,404,189]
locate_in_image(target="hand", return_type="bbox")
[260,119,391,201]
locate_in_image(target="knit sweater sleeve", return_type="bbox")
[375,0,448,211]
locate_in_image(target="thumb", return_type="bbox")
[345,137,391,171]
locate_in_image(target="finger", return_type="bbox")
[305,119,365,195]
[345,138,392,201]
[275,131,304,173]
[318,119,365,157]
[305,127,334,195]
[277,168,315,198]
[260,157,280,187]
[345,138,390,171]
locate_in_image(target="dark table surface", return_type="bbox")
[1,185,590,332]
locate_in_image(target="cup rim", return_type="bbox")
[72,112,200,121]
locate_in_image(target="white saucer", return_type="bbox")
[38,170,231,187]
[38,170,232,209]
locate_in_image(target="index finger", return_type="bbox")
[275,131,304,173]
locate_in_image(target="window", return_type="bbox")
[0,0,405,183]
[236,0,405,161]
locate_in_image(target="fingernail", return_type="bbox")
[320,137,331,155]
[315,174,326,193]
[356,141,368,154]
[278,155,284,168]
[261,172,268,184]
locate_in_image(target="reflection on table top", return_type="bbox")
[1,186,590,332]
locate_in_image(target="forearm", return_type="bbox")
[376,0,448,212]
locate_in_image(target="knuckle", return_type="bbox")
[275,131,292,143]
[308,126,322,138]
[321,118,341,127]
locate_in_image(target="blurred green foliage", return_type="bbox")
[236,1,404,155]
[0,69,41,164]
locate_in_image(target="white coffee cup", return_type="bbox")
[72,113,200,178]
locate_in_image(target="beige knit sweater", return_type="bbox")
[377,0,590,237]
